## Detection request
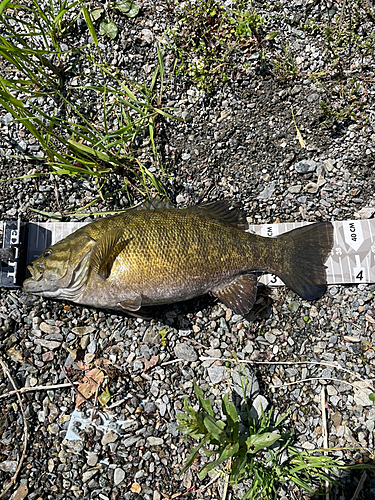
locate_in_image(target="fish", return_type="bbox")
[23,199,334,316]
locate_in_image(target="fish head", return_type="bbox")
[23,233,93,299]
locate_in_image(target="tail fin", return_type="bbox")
[276,222,334,300]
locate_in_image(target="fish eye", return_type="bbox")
[43,249,53,258]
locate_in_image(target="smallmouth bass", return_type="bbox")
[23,200,334,316]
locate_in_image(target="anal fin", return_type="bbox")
[212,274,258,315]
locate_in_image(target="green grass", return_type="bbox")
[0,0,180,207]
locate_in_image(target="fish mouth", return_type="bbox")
[26,263,45,282]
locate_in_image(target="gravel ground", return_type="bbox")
[1,0,375,499]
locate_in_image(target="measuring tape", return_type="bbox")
[1,219,374,289]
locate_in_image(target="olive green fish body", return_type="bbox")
[23,201,334,316]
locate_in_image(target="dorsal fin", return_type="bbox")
[186,201,248,231]
[89,228,131,279]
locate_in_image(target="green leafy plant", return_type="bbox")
[158,328,168,347]
[90,0,140,40]
[170,0,277,90]
[177,380,372,499]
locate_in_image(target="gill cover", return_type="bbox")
[23,233,94,298]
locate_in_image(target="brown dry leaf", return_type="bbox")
[76,368,105,407]
[131,482,141,493]
[143,355,159,371]
[76,360,91,371]
[365,313,375,324]
[95,358,113,369]
[13,485,28,500]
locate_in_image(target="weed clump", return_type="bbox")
[170,0,277,90]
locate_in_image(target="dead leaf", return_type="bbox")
[365,313,375,324]
[76,368,105,407]
[76,361,91,371]
[13,485,28,500]
[131,482,141,493]
[143,355,159,371]
[95,358,114,369]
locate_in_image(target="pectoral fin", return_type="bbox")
[212,274,258,315]
[89,228,131,280]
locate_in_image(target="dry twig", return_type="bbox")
[350,471,368,500]
[0,359,29,499]
[0,382,78,399]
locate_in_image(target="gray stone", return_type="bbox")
[0,112,12,125]
[264,332,276,344]
[0,460,17,473]
[147,436,163,446]
[114,467,125,486]
[143,329,160,344]
[232,364,259,399]
[87,339,97,353]
[144,401,156,413]
[174,342,197,361]
[39,322,60,334]
[123,436,140,447]
[353,384,373,407]
[101,430,118,446]
[82,469,99,482]
[329,395,341,406]
[249,395,269,420]
[288,184,302,194]
[295,160,319,174]
[207,364,226,384]
[258,181,276,199]
[139,28,154,45]
[307,93,319,103]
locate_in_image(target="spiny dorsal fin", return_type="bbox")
[186,201,248,231]
[89,228,131,280]
[212,274,258,315]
